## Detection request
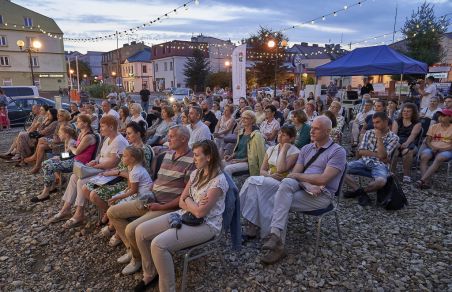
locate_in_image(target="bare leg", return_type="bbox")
[363,177,387,193]
[420,152,432,178]
[421,155,448,183]
[402,150,415,177]
[345,174,360,191]
[89,191,109,216]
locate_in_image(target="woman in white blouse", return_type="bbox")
[130,103,147,127]
[134,140,228,292]
[259,104,280,146]
[239,125,300,239]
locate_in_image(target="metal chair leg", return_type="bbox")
[335,212,342,240]
[181,254,190,292]
[314,218,322,257]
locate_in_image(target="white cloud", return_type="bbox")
[287,23,357,34]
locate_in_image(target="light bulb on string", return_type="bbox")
[333,11,337,16]
[344,5,348,10]
[322,16,326,20]
[195,0,199,5]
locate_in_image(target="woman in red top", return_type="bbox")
[30,114,97,203]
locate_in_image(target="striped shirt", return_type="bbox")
[152,150,195,204]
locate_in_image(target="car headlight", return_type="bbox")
[169,96,175,103]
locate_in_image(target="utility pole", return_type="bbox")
[392,1,398,43]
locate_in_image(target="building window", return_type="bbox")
[24,17,33,27]
[170,61,173,71]
[163,46,166,54]
[155,63,158,72]
[0,56,10,66]
[0,36,7,46]
[164,62,168,71]
[31,56,39,67]
[26,37,37,48]
[3,79,12,86]
[0,15,3,25]
[171,81,174,87]
[142,65,147,74]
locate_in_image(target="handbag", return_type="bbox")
[29,131,42,139]
[223,133,237,144]
[73,161,103,179]
[376,175,408,210]
[181,212,204,226]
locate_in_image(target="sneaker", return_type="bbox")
[262,233,282,251]
[122,258,142,275]
[109,234,122,247]
[100,226,113,238]
[242,222,259,238]
[343,187,365,199]
[358,193,372,206]
[260,245,287,265]
[117,252,132,264]
[403,176,411,183]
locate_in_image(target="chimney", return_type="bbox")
[312,44,318,47]
[300,42,308,46]
[131,41,137,45]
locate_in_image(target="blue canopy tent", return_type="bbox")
[315,45,428,77]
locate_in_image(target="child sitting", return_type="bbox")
[0,105,9,130]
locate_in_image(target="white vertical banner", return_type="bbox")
[232,44,246,105]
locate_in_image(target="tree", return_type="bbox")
[205,72,231,88]
[400,2,450,65]
[66,60,92,80]
[243,26,289,87]
[184,49,210,92]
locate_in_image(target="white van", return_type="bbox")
[1,86,40,98]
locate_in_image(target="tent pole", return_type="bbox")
[398,73,403,100]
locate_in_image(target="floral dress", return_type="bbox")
[84,144,153,201]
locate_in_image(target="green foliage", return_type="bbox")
[85,83,117,99]
[67,60,92,80]
[183,49,210,92]
[243,26,289,87]
[205,71,231,88]
[400,1,450,65]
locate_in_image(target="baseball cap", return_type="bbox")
[437,108,452,117]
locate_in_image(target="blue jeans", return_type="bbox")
[141,101,149,112]
[347,159,389,179]
[421,148,452,161]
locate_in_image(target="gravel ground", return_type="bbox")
[0,129,451,292]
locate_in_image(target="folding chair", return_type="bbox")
[176,174,239,292]
[295,165,347,257]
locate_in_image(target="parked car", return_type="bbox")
[1,86,40,98]
[163,87,177,96]
[6,97,70,127]
[257,87,283,98]
[168,88,194,103]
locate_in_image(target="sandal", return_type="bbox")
[415,179,431,190]
[62,217,84,229]
[47,212,71,224]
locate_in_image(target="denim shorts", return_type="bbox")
[347,159,389,179]
[421,148,452,161]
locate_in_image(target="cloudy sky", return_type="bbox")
[14,0,452,53]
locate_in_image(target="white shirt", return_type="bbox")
[102,109,120,120]
[421,107,439,119]
[355,110,375,126]
[188,120,211,148]
[266,144,300,167]
[98,134,129,164]
[129,164,153,198]
[260,118,280,146]
[421,83,437,110]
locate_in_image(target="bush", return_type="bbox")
[85,84,117,99]
[205,72,231,89]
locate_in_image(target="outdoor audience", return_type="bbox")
[2,84,451,289]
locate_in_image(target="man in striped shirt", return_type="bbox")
[107,125,195,275]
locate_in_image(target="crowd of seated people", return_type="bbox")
[1,85,451,291]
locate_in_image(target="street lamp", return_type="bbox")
[224,60,231,92]
[111,71,117,86]
[17,39,42,86]
[267,38,288,98]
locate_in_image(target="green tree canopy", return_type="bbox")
[243,26,289,87]
[67,60,92,80]
[400,1,450,65]
[183,49,210,92]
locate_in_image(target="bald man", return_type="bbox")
[260,116,346,264]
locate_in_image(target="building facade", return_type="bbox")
[191,35,235,73]
[152,40,209,91]
[121,48,153,92]
[0,0,66,92]
[101,41,149,86]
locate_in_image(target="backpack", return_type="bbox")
[376,175,408,210]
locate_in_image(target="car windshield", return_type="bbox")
[173,88,189,95]
[3,87,35,97]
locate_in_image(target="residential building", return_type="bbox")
[101,41,149,86]
[0,0,66,92]
[121,48,153,92]
[152,40,208,91]
[191,34,235,72]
